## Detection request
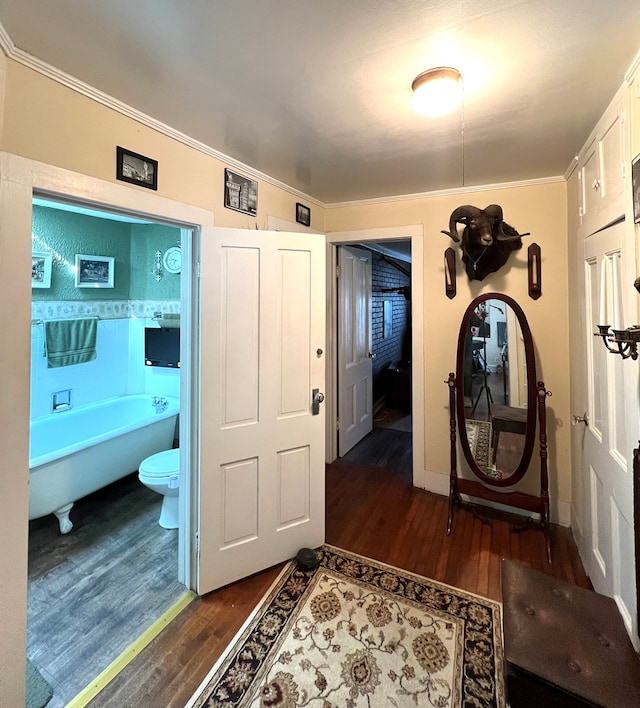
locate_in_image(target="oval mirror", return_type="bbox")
[456,293,537,486]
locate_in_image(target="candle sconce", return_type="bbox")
[152,249,163,281]
[594,276,640,360]
[595,325,640,360]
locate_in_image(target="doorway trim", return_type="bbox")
[2,151,215,593]
[326,226,425,489]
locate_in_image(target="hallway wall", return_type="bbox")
[325,180,571,510]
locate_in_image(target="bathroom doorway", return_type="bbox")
[27,196,193,706]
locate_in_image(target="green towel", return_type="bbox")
[44,318,98,368]
[26,658,53,707]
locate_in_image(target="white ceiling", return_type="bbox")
[2,1,639,204]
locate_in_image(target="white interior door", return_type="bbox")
[197,228,326,594]
[338,245,372,456]
[583,220,638,636]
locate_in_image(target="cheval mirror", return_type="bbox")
[446,293,552,561]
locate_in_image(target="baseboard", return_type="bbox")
[420,468,571,526]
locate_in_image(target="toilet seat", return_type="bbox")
[139,448,180,485]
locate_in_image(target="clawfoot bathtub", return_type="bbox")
[29,394,179,533]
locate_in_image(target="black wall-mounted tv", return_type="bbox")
[145,327,180,368]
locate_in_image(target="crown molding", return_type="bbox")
[325,175,565,209]
[0,23,324,209]
[0,20,14,56]
[563,155,580,181]
[624,49,640,83]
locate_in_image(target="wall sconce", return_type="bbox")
[595,325,640,360]
[152,249,163,281]
[594,276,640,360]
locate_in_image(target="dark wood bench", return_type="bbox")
[490,404,527,463]
[501,559,640,707]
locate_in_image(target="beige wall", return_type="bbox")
[326,182,571,509]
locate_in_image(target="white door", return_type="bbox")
[583,220,638,635]
[197,228,326,594]
[338,245,373,456]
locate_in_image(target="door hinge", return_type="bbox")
[195,531,200,556]
[336,265,341,278]
[196,260,201,278]
[336,417,340,431]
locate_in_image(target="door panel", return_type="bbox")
[338,246,372,455]
[197,228,325,594]
[583,221,637,633]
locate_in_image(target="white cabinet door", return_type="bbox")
[583,221,638,638]
[579,89,627,235]
[197,228,326,594]
[338,245,373,456]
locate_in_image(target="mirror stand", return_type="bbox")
[446,372,552,563]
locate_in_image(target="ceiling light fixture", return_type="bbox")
[411,66,462,117]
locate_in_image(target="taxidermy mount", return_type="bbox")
[441,204,529,281]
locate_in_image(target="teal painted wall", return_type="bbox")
[129,224,181,300]
[32,206,181,301]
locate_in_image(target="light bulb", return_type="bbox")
[411,67,462,117]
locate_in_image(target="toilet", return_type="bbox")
[138,448,180,529]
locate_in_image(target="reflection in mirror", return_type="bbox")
[461,298,528,481]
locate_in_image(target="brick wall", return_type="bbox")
[370,250,411,403]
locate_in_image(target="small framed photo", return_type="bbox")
[296,202,311,227]
[116,146,158,190]
[224,168,258,216]
[75,254,115,288]
[633,153,640,224]
[32,252,52,289]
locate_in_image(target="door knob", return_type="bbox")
[312,388,325,415]
[571,413,589,426]
[368,351,376,359]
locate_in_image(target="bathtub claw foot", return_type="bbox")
[54,503,74,534]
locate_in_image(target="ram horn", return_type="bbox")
[440,205,482,242]
[496,223,531,242]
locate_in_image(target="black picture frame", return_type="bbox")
[116,146,158,190]
[224,168,258,216]
[296,202,311,227]
[633,153,640,224]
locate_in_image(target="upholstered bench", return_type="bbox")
[501,559,640,707]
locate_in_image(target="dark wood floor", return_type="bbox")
[90,428,591,707]
[28,474,185,707]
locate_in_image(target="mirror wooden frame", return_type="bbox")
[456,293,537,485]
[446,292,552,562]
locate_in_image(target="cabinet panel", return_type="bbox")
[598,95,626,228]
[578,88,628,236]
[580,137,599,230]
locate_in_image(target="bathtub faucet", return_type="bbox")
[152,396,168,413]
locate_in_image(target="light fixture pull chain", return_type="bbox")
[460,75,465,188]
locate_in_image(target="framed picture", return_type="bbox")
[296,202,311,227]
[633,153,640,224]
[75,254,115,288]
[224,168,258,216]
[32,252,52,289]
[116,146,158,190]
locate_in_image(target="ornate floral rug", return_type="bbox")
[465,419,491,470]
[187,546,504,707]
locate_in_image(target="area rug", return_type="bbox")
[465,419,491,470]
[187,545,504,707]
